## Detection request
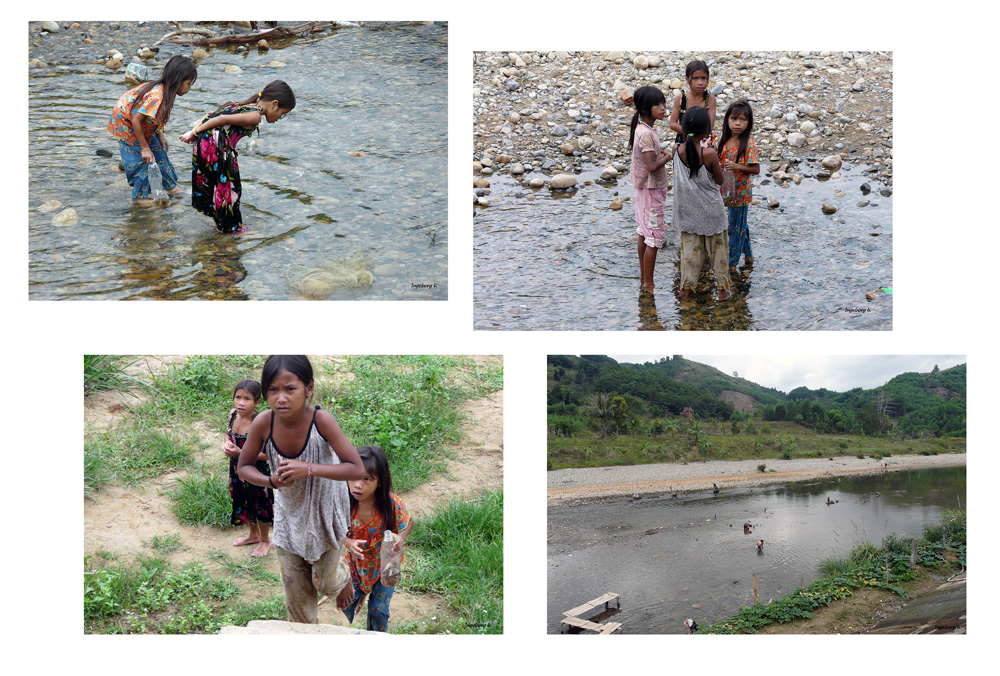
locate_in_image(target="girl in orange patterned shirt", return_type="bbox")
[343,445,412,632]
[716,100,760,272]
[107,55,197,204]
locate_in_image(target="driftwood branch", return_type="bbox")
[162,21,331,46]
[153,27,217,46]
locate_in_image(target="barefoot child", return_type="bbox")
[238,355,365,623]
[343,445,413,632]
[669,60,717,148]
[179,80,296,233]
[629,86,671,292]
[716,100,760,271]
[673,107,732,301]
[224,379,273,558]
[108,55,197,205]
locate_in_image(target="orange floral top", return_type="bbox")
[718,137,760,206]
[346,493,410,593]
[108,84,165,145]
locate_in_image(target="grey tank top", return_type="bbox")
[264,407,350,563]
[673,151,727,236]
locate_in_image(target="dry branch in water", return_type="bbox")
[161,22,332,46]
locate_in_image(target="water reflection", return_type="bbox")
[475,162,891,330]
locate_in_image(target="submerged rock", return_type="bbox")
[822,203,837,214]
[52,208,78,226]
[550,174,577,190]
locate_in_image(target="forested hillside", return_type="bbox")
[547,356,965,439]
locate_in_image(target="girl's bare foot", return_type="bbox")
[745,257,754,266]
[729,265,737,273]
[167,186,184,196]
[719,288,733,301]
[133,198,155,207]
[233,534,260,547]
[335,583,355,611]
[251,541,272,558]
[678,288,692,301]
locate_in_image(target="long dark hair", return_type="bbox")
[261,355,313,400]
[686,60,709,81]
[681,106,712,178]
[717,99,754,164]
[628,86,666,149]
[132,55,197,126]
[350,445,396,532]
[213,80,296,115]
[232,379,262,403]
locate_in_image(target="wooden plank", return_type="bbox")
[563,592,620,617]
[598,622,622,634]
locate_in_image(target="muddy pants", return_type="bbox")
[680,230,732,291]
[276,541,351,624]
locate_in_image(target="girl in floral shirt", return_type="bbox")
[716,100,760,272]
[343,445,412,632]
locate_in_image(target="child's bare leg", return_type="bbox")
[252,522,272,557]
[638,238,648,285]
[642,245,658,290]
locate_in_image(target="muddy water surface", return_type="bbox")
[548,467,963,633]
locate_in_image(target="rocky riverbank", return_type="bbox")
[547,452,963,507]
[473,51,892,208]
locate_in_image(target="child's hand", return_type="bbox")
[346,538,366,559]
[276,457,308,483]
[391,539,405,555]
[223,437,241,457]
[141,147,154,164]
[335,583,355,611]
[724,160,741,172]
[179,130,196,144]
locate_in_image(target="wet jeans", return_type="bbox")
[117,135,178,199]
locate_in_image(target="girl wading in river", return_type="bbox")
[180,80,295,233]
[628,86,671,292]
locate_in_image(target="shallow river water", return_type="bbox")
[547,467,963,633]
[28,22,447,300]
[475,162,891,330]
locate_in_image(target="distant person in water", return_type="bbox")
[180,80,295,233]
[757,539,764,552]
[684,618,698,633]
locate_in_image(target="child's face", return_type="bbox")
[263,101,291,124]
[728,112,749,136]
[233,389,257,415]
[178,79,193,96]
[688,70,709,94]
[651,101,667,120]
[266,369,312,417]
[350,472,379,503]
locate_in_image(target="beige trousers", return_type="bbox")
[276,541,351,624]
[679,230,732,291]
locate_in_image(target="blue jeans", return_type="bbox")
[343,578,395,632]
[117,135,178,199]
[727,205,752,266]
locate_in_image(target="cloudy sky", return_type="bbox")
[608,355,966,393]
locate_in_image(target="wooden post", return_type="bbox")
[910,538,918,567]
[753,573,758,605]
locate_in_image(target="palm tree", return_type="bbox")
[589,392,613,438]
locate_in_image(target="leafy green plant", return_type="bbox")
[84,355,150,397]
[168,465,232,528]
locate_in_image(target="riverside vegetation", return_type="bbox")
[703,509,966,634]
[547,355,965,470]
[84,355,503,634]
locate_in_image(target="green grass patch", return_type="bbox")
[402,490,503,634]
[167,464,233,528]
[84,554,281,634]
[209,550,280,583]
[144,533,183,554]
[85,423,196,485]
[84,355,151,397]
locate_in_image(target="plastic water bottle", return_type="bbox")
[147,161,168,203]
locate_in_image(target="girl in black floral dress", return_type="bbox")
[180,80,296,233]
[224,380,274,557]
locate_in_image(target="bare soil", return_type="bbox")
[84,355,503,631]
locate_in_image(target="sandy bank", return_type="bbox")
[547,453,965,507]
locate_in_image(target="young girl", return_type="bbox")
[223,379,273,558]
[628,86,670,292]
[669,60,717,147]
[672,106,732,301]
[237,355,365,624]
[342,445,412,632]
[716,100,761,271]
[108,55,197,205]
[179,80,296,233]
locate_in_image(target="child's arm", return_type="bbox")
[703,147,724,185]
[274,410,365,483]
[181,110,262,143]
[707,94,718,135]
[238,413,289,488]
[724,160,760,175]
[223,409,240,457]
[668,93,683,136]
[130,111,154,163]
[392,517,414,553]
[638,130,669,173]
